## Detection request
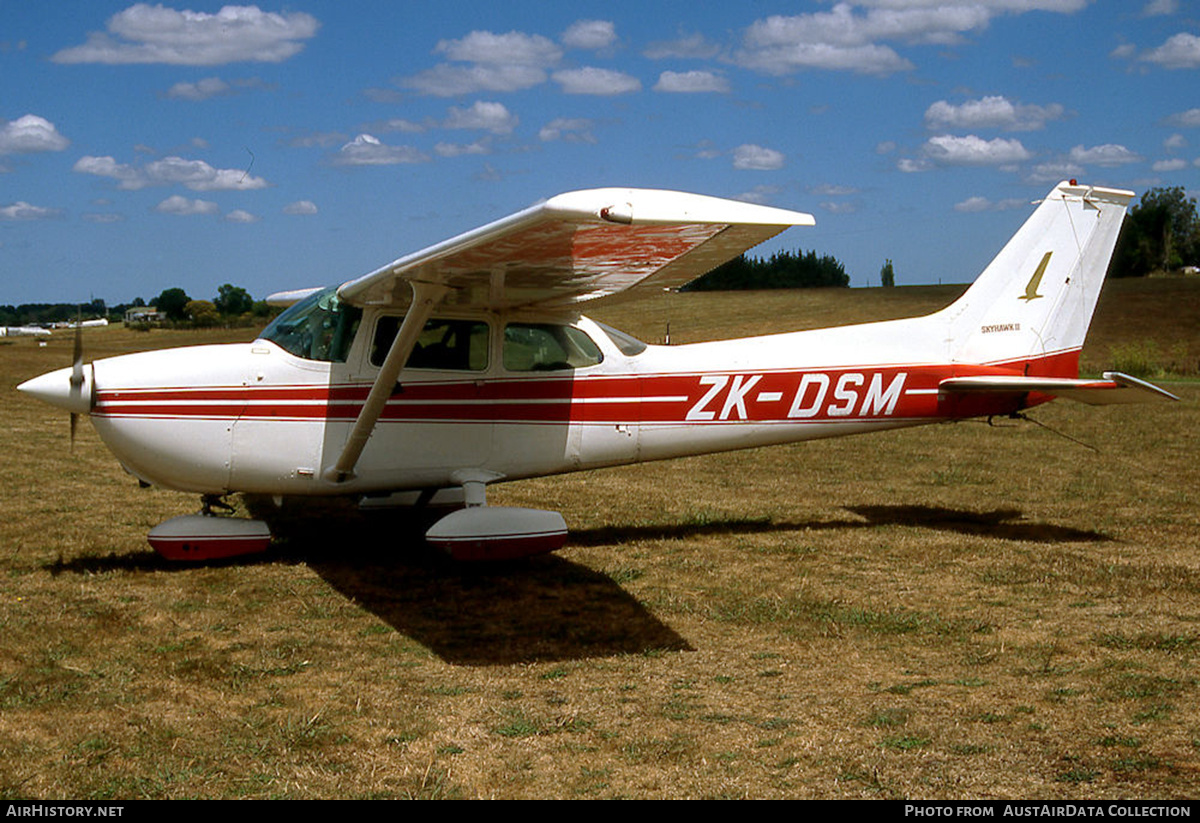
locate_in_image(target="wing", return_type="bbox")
[939,371,1179,405]
[337,188,814,311]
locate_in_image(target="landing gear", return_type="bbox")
[424,470,568,561]
[147,495,272,561]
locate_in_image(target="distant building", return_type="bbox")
[125,307,163,324]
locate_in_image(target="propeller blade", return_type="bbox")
[70,311,83,391]
[69,308,84,451]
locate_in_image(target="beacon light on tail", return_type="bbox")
[17,182,1176,562]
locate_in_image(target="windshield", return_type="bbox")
[260,286,363,362]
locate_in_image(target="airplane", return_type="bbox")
[1,325,51,338]
[17,180,1178,562]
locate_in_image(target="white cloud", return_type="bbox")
[1164,133,1187,150]
[1068,143,1142,167]
[562,20,616,51]
[1143,0,1178,15]
[434,140,491,158]
[83,212,125,223]
[401,30,561,97]
[643,32,721,60]
[154,195,218,216]
[368,118,431,134]
[737,40,913,76]
[920,134,1031,166]
[435,30,561,67]
[73,155,145,188]
[0,201,62,220]
[552,67,641,95]
[53,4,319,65]
[953,196,1028,213]
[401,64,547,97]
[654,70,730,93]
[0,115,69,154]
[443,101,517,134]
[820,201,858,214]
[1141,32,1200,68]
[811,183,860,196]
[924,96,1065,131]
[1110,43,1137,60]
[734,2,1087,76]
[538,118,596,143]
[225,209,259,223]
[283,200,318,215]
[732,144,785,171]
[333,134,430,166]
[1166,107,1200,127]
[733,185,783,205]
[165,76,230,101]
[1153,158,1188,172]
[144,156,269,190]
[76,154,268,191]
[1024,161,1085,184]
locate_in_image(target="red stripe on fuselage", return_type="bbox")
[93,350,1075,425]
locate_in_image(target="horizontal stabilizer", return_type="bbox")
[939,371,1179,405]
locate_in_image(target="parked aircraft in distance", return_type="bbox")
[1,326,50,338]
[18,181,1177,561]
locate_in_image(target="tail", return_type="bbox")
[939,180,1133,377]
[934,181,1178,406]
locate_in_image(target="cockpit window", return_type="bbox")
[371,316,489,371]
[260,286,362,362]
[503,323,603,371]
[593,321,648,356]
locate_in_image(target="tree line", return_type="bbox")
[682,248,850,291]
[0,284,277,329]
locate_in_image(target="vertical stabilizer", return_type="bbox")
[940,181,1133,376]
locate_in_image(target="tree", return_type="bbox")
[184,299,219,327]
[214,283,253,316]
[1111,186,1200,277]
[154,287,191,321]
[880,259,895,288]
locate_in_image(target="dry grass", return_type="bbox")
[0,279,1197,799]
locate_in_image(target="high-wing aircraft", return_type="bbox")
[18,181,1177,561]
[1,325,51,338]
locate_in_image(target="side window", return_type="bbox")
[371,317,489,370]
[503,323,603,372]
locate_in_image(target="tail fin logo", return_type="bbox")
[1020,251,1052,302]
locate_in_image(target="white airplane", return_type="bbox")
[1,325,51,338]
[18,180,1177,562]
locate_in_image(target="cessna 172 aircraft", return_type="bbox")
[18,180,1177,561]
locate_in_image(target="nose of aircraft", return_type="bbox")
[17,364,95,415]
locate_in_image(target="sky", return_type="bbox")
[2,1,1199,307]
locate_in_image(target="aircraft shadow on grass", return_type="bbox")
[568,504,1109,545]
[44,502,1103,665]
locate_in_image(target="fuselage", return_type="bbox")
[77,305,1056,497]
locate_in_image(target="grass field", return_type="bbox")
[1,278,1197,799]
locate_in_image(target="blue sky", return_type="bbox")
[2,1,1198,306]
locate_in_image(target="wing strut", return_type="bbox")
[323,280,449,483]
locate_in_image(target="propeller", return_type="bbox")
[69,313,84,450]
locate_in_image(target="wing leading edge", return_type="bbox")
[337,188,815,311]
